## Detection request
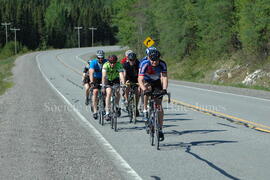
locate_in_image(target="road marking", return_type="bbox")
[54,51,270,134]
[164,98,270,133]
[36,53,143,180]
[170,83,270,102]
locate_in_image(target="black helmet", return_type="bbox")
[108,55,118,63]
[127,52,137,61]
[148,49,160,61]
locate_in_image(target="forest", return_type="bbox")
[1,0,270,81]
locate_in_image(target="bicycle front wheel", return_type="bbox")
[155,111,160,150]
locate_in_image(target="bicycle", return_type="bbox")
[97,84,105,125]
[109,84,121,132]
[125,82,139,124]
[146,90,170,150]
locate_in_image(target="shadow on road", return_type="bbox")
[164,129,227,136]
[150,176,161,180]
[162,140,240,180]
[163,118,192,122]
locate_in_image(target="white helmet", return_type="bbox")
[125,49,133,57]
[96,50,105,58]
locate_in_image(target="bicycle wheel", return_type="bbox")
[132,94,137,124]
[128,98,133,123]
[114,111,118,132]
[155,110,160,150]
[148,114,155,146]
[99,99,104,125]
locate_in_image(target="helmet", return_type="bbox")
[145,46,157,56]
[125,50,133,57]
[96,50,105,58]
[108,55,118,63]
[148,49,160,61]
[127,52,137,61]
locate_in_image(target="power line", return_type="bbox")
[89,27,97,47]
[1,22,11,44]
[10,28,20,54]
[74,26,83,48]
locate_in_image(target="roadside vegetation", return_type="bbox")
[0,42,28,95]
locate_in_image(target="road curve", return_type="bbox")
[1,46,270,180]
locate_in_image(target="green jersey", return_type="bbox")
[102,62,124,81]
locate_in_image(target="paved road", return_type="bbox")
[1,46,270,179]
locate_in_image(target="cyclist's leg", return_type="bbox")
[92,88,98,112]
[92,78,101,113]
[143,82,151,120]
[84,82,90,105]
[105,87,112,114]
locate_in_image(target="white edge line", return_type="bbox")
[170,83,270,102]
[36,53,142,180]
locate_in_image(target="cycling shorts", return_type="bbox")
[83,76,90,84]
[106,78,120,87]
[92,78,102,89]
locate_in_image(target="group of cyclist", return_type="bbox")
[82,47,168,141]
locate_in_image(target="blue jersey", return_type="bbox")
[90,59,107,79]
[139,59,167,82]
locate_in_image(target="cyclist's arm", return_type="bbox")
[89,68,94,83]
[102,69,107,85]
[119,71,125,85]
[161,72,168,90]
[138,76,146,91]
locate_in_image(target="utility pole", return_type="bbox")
[88,27,97,47]
[1,22,11,44]
[10,28,20,54]
[74,26,83,48]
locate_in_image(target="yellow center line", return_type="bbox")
[164,98,270,133]
[56,54,83,76]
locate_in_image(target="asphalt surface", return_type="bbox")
[1,46,270,180]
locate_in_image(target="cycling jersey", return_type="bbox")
[139,59,167,82]
[90,59,107,79]
[102,62,124,81]
[123,60,139,83]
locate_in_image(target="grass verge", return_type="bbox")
[0,56,16,95]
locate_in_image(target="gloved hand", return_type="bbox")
[161,89,167,95]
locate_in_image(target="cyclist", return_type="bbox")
[82,59,92,105]
[89,50,107,119]
[102,55,125,121]
[138,49,168,141]
[120,49,133,64]
[123,52,140,116]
